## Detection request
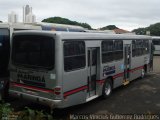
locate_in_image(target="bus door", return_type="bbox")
[124,44,131,85]
[150,42,154,70]
[87,47,98,98]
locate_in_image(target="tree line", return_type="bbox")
[42,17,92,30]
[132,23,160,36]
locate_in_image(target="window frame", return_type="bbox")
[132,39,149,57]
[114,40,123,61]
[12,35,55,70]
[63,40,86,72]
[101,40,114,63]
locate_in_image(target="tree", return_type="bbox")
[148,23,160,36]
[132,22,160,36]
[100,25,118,30]
[42,17,92,30]
[132,27,147,35]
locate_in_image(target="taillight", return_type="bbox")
[54,87,61,95]
[10,82,15,87]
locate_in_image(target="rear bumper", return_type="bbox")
[9,89,62,109]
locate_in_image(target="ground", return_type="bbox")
[8,56,160,119]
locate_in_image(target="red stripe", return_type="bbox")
[96,80,105,84]
[129,66,144,73]
[113,66,144,79]
[11,82,54,94]
[64,85,88,97]
[113,72,124,79]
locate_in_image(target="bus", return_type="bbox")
[0,22,84,100]
[0,23,41,99]
[38,22,85,32]
[9,31,153,109]
[152,36,160,55]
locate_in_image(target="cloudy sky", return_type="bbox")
[0,0,160,31]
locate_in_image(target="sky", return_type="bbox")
[0,0,160,31]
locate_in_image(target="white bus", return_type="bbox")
[152,36,160,55]
[9,31,153,109]
[0,23,41,99]
[0,22,85,100]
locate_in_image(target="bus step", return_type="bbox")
[86,95,98,102]
[123,80,130,85]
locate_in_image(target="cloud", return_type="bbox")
[0,0,160,30]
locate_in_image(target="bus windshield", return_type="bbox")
[12,35,55,69]
[0,29,10,76]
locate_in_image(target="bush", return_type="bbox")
[0,102,53,120]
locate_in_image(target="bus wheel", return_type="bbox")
[141,68,145,78]
[102,79,112,99]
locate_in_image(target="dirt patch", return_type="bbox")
[139,84,156,91]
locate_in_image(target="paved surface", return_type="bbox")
[8,56,160,119]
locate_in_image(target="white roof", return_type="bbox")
[0,22,41,30]
[151,36,160,39]
[14,30,152,40]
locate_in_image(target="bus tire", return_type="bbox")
[102,79,112,99]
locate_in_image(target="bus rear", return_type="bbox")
[9,31,62,108]
[152,37,160,55]
[0,26,10,99]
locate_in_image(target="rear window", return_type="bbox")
[12,35,54,69]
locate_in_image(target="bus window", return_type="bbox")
[102,40,114,63]
[136,40,143,56]
[143,40,149,54]
[64,41,85,71]
[152,39,160,45]
[12,35,54,69]
[114,41,123,60]
[0,29,9,77]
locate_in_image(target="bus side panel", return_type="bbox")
[130,55,146,81]
[62,69,88,108]
[101,60,124,89]
[112,60,124,88]
[154,45,160,55]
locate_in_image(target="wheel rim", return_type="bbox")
[105,83,111,96]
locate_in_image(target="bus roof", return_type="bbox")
[13,30,152,40]
[0,22,41,30]
[35,22,85,32]
[0,23,9,28]
[36,22,84,29]
[151,36,160,39]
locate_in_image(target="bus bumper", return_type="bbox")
[9,90,62,109]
